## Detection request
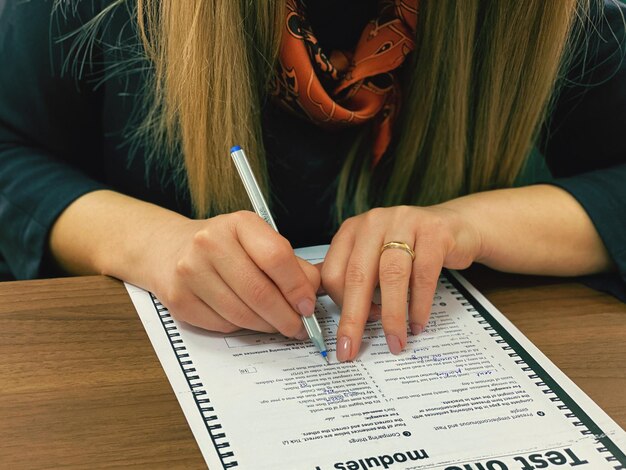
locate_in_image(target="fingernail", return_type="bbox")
[297,298,315,316]
[295,329,309,341]
[336,336,352,362]
[386,334,403,355]
[410,322,423,336]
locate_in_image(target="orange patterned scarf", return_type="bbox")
[270,0,419,166]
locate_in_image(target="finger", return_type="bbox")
[379,240,414,354]
[211,241,307,339]
[408,242,444,335]
[323,223,380,354]
[310,260,327,295]
[164,291,240,334]
[366,303,382,323]
[320,224,355,307]
[236,214,317,317]
[335,234,382,362]
[296,257,321,295]
[183,264,282,335]
[318,258,376,305]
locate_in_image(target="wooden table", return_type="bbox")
[0,268,624,469]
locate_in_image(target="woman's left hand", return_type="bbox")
[321,204,483,362]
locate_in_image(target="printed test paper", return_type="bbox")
[126,245,626,470]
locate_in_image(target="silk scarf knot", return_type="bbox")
[270,0,419,166]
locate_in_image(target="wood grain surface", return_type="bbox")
[0,269,624,469]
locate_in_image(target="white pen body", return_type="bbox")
[230,147,278,230]
[230,146,328,358]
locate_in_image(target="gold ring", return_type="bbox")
[380,241,415,261]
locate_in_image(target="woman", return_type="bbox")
[0,0,624,362]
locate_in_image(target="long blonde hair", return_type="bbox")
[136,0,584,220]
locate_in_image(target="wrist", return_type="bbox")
[104,215,195,289]
[49,190,189,287]
[435,195,490,265]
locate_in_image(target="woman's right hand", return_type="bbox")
[49,191,318,336]
[146,210,320,337]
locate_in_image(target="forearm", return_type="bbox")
[49,189,191,286]
[49,190,321,337]
[439,184,613,276]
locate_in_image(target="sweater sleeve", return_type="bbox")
[545,0,626,288]
[0,0,108,279]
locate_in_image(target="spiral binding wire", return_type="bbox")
[440,273,624,469]
[150,294,239,469]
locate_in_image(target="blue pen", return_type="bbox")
[230,145,330,364]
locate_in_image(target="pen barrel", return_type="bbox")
[230,145,328,360]
[302,314,326,351]
[230,148,278,231]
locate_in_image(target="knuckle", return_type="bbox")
[259,240,293,270]
[338,216,357,232]
[162,291,185,318]
[393,205,415,224]
[368,207,384,218]
[246,277,273,306]
[321,264,343,293]
[433,216,449,235]
[192,229,213,249]
[175,258,193,278]
[221,210,246,232]
[364,208,383,226]
[379,261,407,286]
[411,267,439,289]
[425,212,447,234]
[339,313,363,332]
[281,283,308,302]
[232,210,257,225]
[230,209,248,221]
[345,262,368,286]
[227,306,253,328]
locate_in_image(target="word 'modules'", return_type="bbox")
[315,449,429,470]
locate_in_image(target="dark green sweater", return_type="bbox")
[1,0,625,299]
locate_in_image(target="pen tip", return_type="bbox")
[321,350,329,364]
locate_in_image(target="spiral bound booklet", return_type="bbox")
[125,245,626,470]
